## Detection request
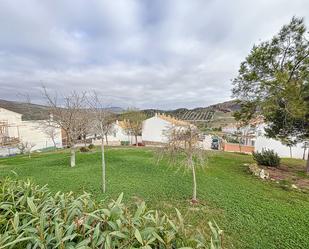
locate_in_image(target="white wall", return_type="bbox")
[254,124,308,159]
[19,121,62,151]
[142,116,172,143]
[199,135,212,150]
[222,126,238,134]
[255,136,308,159]
[0,108,22,138]
[0,107,63,156]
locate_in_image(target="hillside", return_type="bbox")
[0,99,50,120]
[143,100,240,128]
[0,98,239,127]
[0,99,125,120]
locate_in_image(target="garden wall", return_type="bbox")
[223,142,254,154]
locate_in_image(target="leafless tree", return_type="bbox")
[122,109,146,146]
[17,142,27,154]
[158,124,206,203]
[37,116,60,149]
[76,111,93,147]
[43,87,89,167]
[88,92,116,193]
[17,141,36,158]
[102,115,116,146]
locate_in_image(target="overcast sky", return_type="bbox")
[0,0,308,109]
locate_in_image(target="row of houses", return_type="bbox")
[0,106,308,159]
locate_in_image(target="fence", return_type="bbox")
[222,142,254,154]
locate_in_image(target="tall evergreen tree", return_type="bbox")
[232,17,309,172]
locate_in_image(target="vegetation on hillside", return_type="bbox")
[143,100,241,129]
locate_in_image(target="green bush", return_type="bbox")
[79,146,90,152]
[0,178,222,249]
[252,149,280,167]
[88,144,95,150]
[121,141,130,146]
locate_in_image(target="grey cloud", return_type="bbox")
[0,0,308,109]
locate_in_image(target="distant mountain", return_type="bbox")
[0,99,125,120]
[106,107,124,113]
[0,98,240,127]
[0,99,50,120]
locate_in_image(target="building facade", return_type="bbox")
[142,113,190,145]
[0,107,62,156]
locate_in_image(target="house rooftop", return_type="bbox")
[156,113,190,126]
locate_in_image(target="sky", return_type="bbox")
[0,0,308,109]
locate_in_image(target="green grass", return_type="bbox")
[1,148,309,249]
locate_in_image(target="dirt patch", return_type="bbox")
[260,164,309,191]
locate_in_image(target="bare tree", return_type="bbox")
[76,111,93,147]
[94,112,116,145]
[158,124,205,203]
[17,141,36,158]
[101,113,116,146]
[37,116,59,149]
[17,142,27,154]
[43,88,88,167]
[45,126,57,148]
[88,92,115,193]
[122,109,146,146]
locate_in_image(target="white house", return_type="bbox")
[142,113,191,145]
[142,113,213,149]
[222,124,239,134]
[0,107,62,156]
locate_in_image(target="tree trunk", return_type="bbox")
[289,146,292,158]
[191,155,197,202]
[105,134,108,145]
[70,146,76,167]
[306,152,309,174]
[101,137,106,193]
[188,142,197,202]
[239,138,242,153]
[84,134,87,147]
[52,137,56,149]
[135,135,138,147]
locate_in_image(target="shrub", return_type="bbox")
[79,146,90,152]
[121,141,130,146]
[88,144,95,149]
[252,149,280,167]
[0,178,222,249]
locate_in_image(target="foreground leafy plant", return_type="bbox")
[0,178,222,249]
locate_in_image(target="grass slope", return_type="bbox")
[0,148,308,248]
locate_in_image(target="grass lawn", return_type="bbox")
[0,147,308,248]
